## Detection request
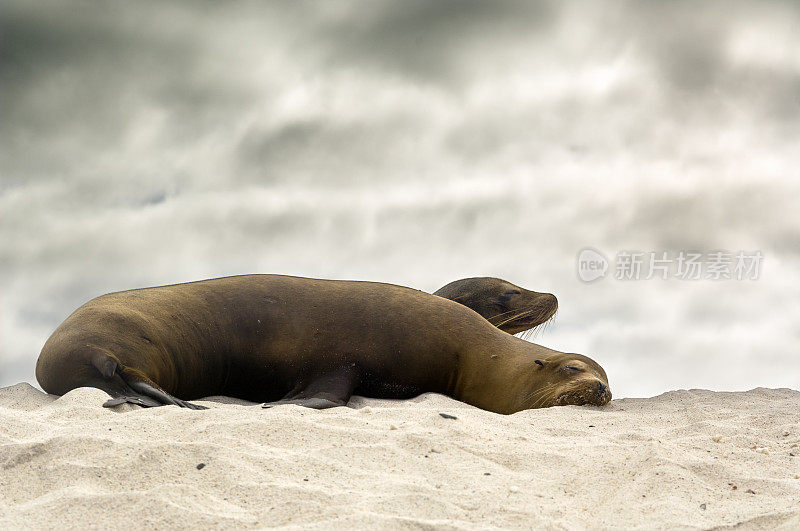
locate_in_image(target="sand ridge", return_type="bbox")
[1,384,799,529]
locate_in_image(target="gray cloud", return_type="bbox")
[2,1,799,396]
[317,0,556,83]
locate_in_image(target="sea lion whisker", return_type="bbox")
[530,386,558,408]
[523,385,553,405]
[522,383,558,406]
[493,306,546,329]
[532,395,551,409]
[487,306,530,324]
[520,381,555,403]
[532,383,563,406]
[532,310,557,340]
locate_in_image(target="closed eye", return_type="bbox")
[505,290,521,296]
[564,365,583,372]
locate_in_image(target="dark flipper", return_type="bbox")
[278,379,308,401]
[102,373,207,410]
[262,365,358,410]
[103,395,162,408]
[262,397,346,410]
[87,347,206,410]
[103,382,208,409]
[102,383,207,409]
[127,380,207,410]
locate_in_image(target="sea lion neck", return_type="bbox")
[449,330,561,414]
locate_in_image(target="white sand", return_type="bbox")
[0,385,798,529]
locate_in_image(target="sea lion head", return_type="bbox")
[522,352,611,409]
[434,277,558,335]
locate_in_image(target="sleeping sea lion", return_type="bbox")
[434,277,558,335]
[35,275,610,414]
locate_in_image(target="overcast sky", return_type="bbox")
[2,1,799,397]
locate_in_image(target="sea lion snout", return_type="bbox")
[494,292,558,335]
[575,369,612,406]
[528,353,611,409]
[538,293,558,308]
[594,381,612,405]
[551,377,611,407]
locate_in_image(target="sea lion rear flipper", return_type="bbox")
[103,394,162,408]
[91,351,118,379]
[87,350,163,408]
[126,380,208,410]
[103,385,207,410]
[262,397,345,409]
[108,367,207,410]
[262,365,358,410]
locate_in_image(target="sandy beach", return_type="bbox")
[0,385,798,529]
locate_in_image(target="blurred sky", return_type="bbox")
[1,1,799,397]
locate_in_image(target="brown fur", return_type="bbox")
[434,277,558,335]
[36,275,610,414]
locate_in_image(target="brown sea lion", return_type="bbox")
[434,277,558,335]
[35,275,610,414]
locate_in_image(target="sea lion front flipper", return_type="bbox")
[262,365,358,410]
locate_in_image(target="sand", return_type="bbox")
[0,385,798,530]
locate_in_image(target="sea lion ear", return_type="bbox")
[534,360,545,368]
[90,351,118,379]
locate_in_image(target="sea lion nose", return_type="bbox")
[542,293,558,307]
[596,381,610,398]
